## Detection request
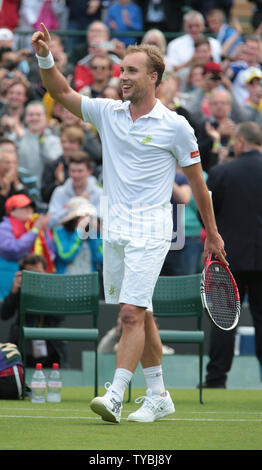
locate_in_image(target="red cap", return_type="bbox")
[52,363,59,369]
[36,363,43,370]
[5,194,33,214]
[203,61,222,75]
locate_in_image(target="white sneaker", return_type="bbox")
[90,383,122,423]
[127,389,175,423]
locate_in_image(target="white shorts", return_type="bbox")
[103,233,171,312]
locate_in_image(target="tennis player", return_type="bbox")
[31,23,227,423]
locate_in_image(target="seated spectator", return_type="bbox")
[167,10,221,71]
[231,35,262,104]
[48,151,102,229]
[0,138,39,221]
[72,21,124,92]
[184,63,205,94]
[79,54,114,96]
[53,196,102,275]
[197,88,237,172]
[0,194,55,299]
[206,9,243,57]
[41,125,84,203]
[50,105,102,168]
[141,28,173,73]
[105,0,143,47]
[100,83,122,100]
[49,33,75,86]
[0,81,30,142]
[98,312,174,354]
[156,72,198,133]
[184,61,246,126]
[17,101,63,188]
[241,68,262,125]
[176,37,214,92]
[0,253,69,368]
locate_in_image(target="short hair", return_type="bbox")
[141,29,167,55]
[60,125,84,145]
[0,137,16,148]
[19,254,47,271]
[25,100,47,114]
[90,54,113,69]
[235,121,262,146]
[125,44,165,87]
[69,150,93,169]
[206,8,226,22]
[183,10,205,25]
[194,37,211,49]
[4,79,29,98]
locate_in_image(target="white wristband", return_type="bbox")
[36,51,55,69]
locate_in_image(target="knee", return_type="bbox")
[120,304,145,328]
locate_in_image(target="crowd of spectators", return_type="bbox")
[0,2,261,283]
[0,1,262,348]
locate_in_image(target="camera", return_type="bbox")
[210,73,221,81]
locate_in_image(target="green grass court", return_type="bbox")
[1,387,261,451]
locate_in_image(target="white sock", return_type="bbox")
[143,365,165,396]
[108,368,133,401]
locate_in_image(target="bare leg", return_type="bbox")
[116,303,147,372]
[141,312,162,368]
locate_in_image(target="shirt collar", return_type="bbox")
[114,98,164,119]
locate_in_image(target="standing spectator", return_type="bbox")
[197,88,237,172]
[0,138,39,221]
[167,10,221,70]
[48,151,102,229]
[80,54,114,96]
[204,121,262,388]
[0,1,20,31]
[136,0,185,33]
[17,101,63,188]
[66,0,102,52]
[206,9,243,57]
[41,125,84,203]
[105,0,143,46]
[0,194,55,299]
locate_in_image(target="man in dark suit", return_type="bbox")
[204,121,262,387]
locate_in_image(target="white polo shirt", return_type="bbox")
[81,97,200,240]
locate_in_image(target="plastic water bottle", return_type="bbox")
[47,363,62,403]
[31,363,46,403]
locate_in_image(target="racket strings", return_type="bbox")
[205,264,238,329]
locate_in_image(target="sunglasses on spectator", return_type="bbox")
[91,65,110,70]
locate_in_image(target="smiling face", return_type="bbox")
[120,51,157,104]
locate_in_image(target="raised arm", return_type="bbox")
[182,162,228,265]
[31,23,82,118]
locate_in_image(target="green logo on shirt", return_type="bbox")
[109,285,116,296]
[141,135,152,144]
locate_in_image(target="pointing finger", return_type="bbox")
[41,22,51,41]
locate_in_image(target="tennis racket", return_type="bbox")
[200,253,241,331]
